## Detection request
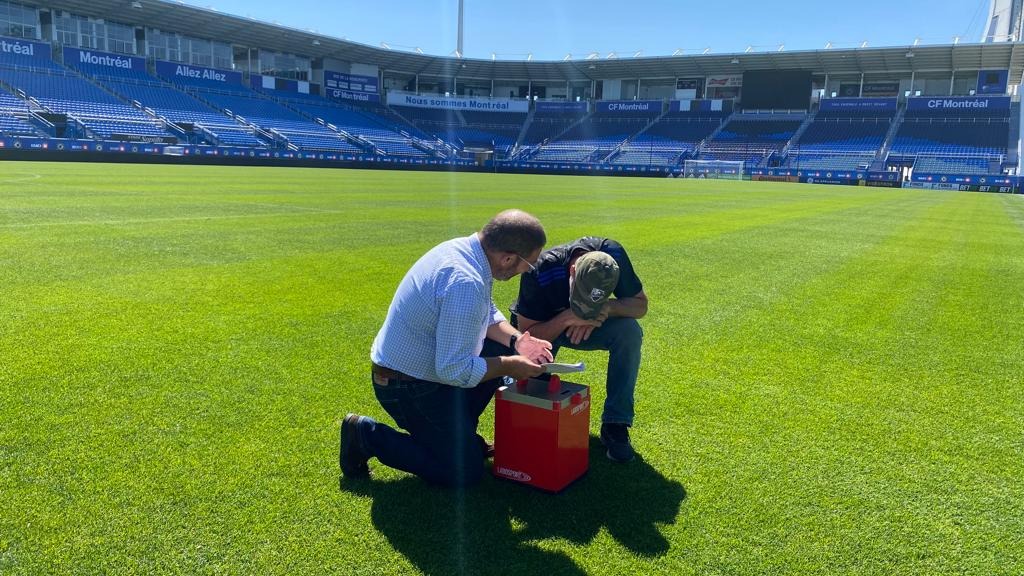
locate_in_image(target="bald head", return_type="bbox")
[480,209,546,258]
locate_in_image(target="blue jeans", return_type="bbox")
[356,339,508,487]
[551,317,643,426]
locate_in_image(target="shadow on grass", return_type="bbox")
[343,436,687,575]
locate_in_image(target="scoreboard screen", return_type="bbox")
[741,70,812,110]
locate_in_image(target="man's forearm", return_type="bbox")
[481,356,511,382]
[486,321,518,348]
[608,296,648,319]
[518,312,573,343]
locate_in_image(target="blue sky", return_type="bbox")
[185,0,993,60]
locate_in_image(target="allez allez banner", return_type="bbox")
[155,60,242,85]
[153,60,235,84]
[63,47,145,72]
[387,92,528,112]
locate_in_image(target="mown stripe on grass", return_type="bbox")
[653,192,1023,575]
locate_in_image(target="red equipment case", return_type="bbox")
[492,376,590,492]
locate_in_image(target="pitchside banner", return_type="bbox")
[977,70,1009,95]
[155,60,243,85]
[820,98,898,112]
[912,173,1015,185]
[595,100,661,114]
[63,47,145,72]
[387,92,529,112]
[535,101,588,113]
[0,36,51,63]
[324,71,380,103]
[907,96,1011,111]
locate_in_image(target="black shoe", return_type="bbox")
[477,434,495,459]
[600,423,636,463]
[340,413,370,478]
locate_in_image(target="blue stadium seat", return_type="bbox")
[700,115,803,167]
[0,67,176,142]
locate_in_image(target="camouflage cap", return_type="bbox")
[570,251,620,320]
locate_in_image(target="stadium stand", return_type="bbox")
[95,80,264,146]
[525,103,660,163]
[0,91,41,137]
[458,110,524,152]
[154,71,375,151]
[784,101,895,169]
[611,105,729,165]
[271,93,437,156]
[888,98,1010,174]
[0,9,1019,188]
[385,104,525,154]
[699,113,804,167]
[0,67,175,141]
[520,107,588,145]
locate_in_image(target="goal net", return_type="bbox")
[683,160,744,180]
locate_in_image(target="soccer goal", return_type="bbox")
[683,160,744,180]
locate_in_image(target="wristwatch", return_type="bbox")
[509,333,521,352]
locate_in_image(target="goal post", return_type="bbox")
[683,159,744,180]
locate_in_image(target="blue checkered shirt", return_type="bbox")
[371,233,505,388]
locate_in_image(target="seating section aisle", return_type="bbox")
[388,105,522,153]
[459,110,525,152]
[0,68,174,141]
[185,87,355,152]
[527,104,659,163]
[785,102,894,169]
[890,100,1009,175]
[0,91,40,136]
[612,108,727,165]
[279,93,432,156]
[700,115,803,167]
[521,108,588,144]
[98,80,263,146]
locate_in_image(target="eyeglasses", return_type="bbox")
[516,254,538,273]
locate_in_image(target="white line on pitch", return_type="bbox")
[0,209,347,229]
[0,173,42,184]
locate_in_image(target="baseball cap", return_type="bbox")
[570,251,620,320]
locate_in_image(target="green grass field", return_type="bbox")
[1,161,1023,575]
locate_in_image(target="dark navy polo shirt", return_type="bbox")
[512,236,643,323]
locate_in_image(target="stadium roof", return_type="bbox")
[37,0,1024,83]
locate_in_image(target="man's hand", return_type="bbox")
[514,331,554,364]
[565,324,596,345]
[503,355,545,380]
[557,308,603,345]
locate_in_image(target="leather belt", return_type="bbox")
[371,362,420,385]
